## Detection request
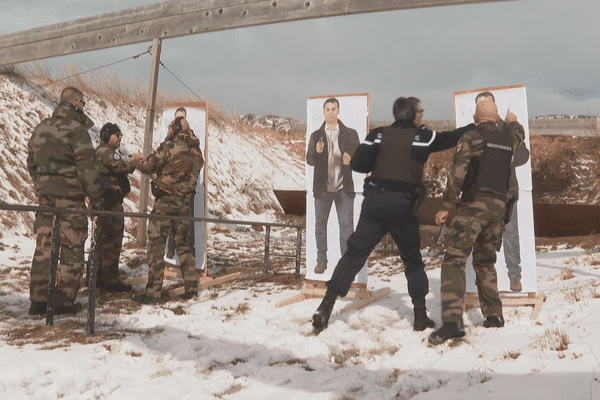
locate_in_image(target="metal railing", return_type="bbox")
[0,203,305,334]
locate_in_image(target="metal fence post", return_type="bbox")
[295,227,302,279]
[264,225,271,274]
[46,212,60,326]
[87,217,99,335]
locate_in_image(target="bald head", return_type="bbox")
[180,118,190,131]
[60,86,84,105]
[474,99,500,125]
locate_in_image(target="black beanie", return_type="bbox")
[101,123,120,143]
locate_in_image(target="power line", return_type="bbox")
[47,47,152,87]
[158,60,203,102]
[0,47,152,97]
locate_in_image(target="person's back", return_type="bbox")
[157,130,204,197]
[133,118,205,304]
[27,86,101,316]
[28,102,101,200]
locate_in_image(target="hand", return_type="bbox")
[342,152,351,165]
[132,150,143,164]
[435,210,450,226]
[506,109,518,123]
[316,140,324,154]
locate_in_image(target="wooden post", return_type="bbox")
[137,38,162,246]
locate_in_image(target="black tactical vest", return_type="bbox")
[371,127,424,184]
[461,126,513,202]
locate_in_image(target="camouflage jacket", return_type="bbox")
[27,102,103,201]
[136,129,204,197]
[442,121,525,211]
[96,142,135,197]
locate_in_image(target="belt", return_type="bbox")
[368,182,413,199]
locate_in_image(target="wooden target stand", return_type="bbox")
[124,261,241,297]
[465,291,544,319]
[276,279,390,314]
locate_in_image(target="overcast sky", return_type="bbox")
[1,0,599,122]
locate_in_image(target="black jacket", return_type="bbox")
[351,120,476,193]
[306,119,360,193]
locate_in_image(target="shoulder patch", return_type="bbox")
[113,154,121,161]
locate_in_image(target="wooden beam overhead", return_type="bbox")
[0,0,513,66]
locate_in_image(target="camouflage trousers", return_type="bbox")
[97,201,125,283]
[440,196,506,323]
[144,195,197,298]
[30,196,88,306]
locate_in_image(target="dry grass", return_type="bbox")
[533,327,570,352]
[503,349,522,360]
[17,61,235,128]
[560,267,576,280]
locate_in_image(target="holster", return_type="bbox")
[151,181,169,200]
[503,197,516,225]
[101,189,123,211]
[411,186,426,217]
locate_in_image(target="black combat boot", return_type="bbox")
[428,319,466,345]
[413,305,435,331]
[482,315,505,328]
[28,301,47,316]
[179,291,198,301]
[55,302,83,315]
[98,280,133,293]
[133,294,159,305]
[312,291,337,335]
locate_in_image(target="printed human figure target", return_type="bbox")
[276,93,391,311]
[305,94,369,284]
[160,103,208,271]
[453,85,537,296]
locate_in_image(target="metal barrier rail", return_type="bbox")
[0,202,305,334]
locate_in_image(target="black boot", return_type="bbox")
[413,305,435,331]
[28,301,47,316]
[429,319,466,345]
[55,302,83,315]
[179,291,198,301]
[133,294,159,305]
[312,291,337,335]
[98,281,133,293]
[483,315,504,328]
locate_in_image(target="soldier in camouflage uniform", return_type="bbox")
[95,123,136,292]
[132,117,204,304]
[27,86,103,316]
[429,99,525,345]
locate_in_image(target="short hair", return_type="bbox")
[175,107,187,117]
[392,97,420,121]
[323,98,339,109]
[60,86,84,104]
[475,91,495,104]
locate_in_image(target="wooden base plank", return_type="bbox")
[340,288,391,314]
[276,280,390,312]
[465,292,545,319]
[123,276,148,285]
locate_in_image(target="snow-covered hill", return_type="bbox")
[0,73,305,236]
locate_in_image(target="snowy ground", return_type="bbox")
[3,68,600,399]
[2,228,600,400]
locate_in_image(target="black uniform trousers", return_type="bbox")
[326,185,428,306]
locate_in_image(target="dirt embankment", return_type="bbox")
[421,133,600,205]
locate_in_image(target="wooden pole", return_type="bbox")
[137,38,162,246]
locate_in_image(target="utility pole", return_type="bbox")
[137,37,162,245]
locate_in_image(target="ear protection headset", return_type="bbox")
[100,123,120,143]
[172,117,183,135]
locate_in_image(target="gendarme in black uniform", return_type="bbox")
[312,117,475,333]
